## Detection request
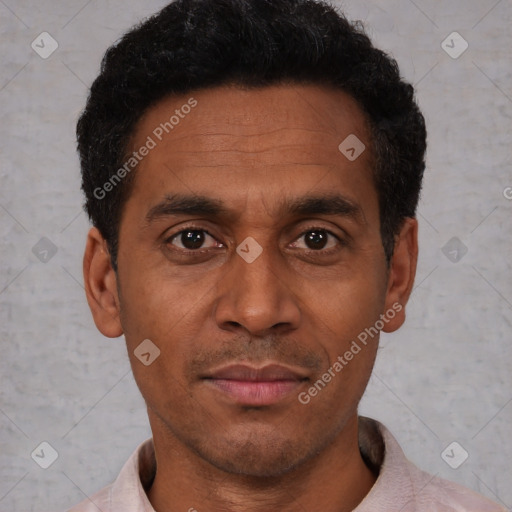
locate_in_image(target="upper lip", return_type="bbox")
[204,363,308,382]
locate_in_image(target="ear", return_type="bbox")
[382,217,418,333]
[83,227,123,338]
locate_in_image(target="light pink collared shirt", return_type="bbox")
[67,417,506,512]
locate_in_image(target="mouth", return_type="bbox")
[202,363,309,406]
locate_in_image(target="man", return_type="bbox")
[71,0,505,510]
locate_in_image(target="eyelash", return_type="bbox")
[164,224,346,257]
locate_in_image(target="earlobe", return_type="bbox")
[382,217,418,333]
[83,227,124,338]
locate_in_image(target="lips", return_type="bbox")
[203,363,308,406]
[207,363,307,381]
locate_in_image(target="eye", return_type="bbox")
[291,228,341,251]
[167,228,222,251]
[164,226,343,256]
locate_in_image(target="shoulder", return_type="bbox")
[64,437,155,512]
[357,418,506,512]
[64,483,113,512]
[407,461,507,511]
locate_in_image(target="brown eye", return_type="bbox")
[168,229,219,251]
[292,229,339,251]
[304,230,329,250]
[181,230,205,249]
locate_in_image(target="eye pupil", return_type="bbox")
[182,230,205,249]
[305,230,327,250]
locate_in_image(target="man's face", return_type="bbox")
[105,84,402,476]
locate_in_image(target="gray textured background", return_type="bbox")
[1,0,511,511]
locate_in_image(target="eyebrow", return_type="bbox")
[145,194,229,223]
[145,192,364,224]
[284,194,363,222]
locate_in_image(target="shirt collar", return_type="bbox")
[355,417,416,511]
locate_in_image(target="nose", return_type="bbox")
[213,239,301,337]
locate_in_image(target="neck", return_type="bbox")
[146,413,377,512]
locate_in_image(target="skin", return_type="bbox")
[83,84,418,512]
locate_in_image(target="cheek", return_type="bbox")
[304,294,382,412]
[117,262,203,343]
[117,263,210,389]
[120,286,194,414]
[307,268,387,343]
[301,264,386,395]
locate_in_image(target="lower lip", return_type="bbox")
[205,379,304,406]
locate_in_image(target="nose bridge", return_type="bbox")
[214,234,301,334]
[236,236,278,292]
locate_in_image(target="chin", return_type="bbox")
[208,442,305,477]
[194,425,318,478]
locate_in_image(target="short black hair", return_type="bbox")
[77,0,426,270]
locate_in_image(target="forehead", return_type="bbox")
[133,83,370,153]
[124,84,377,221]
